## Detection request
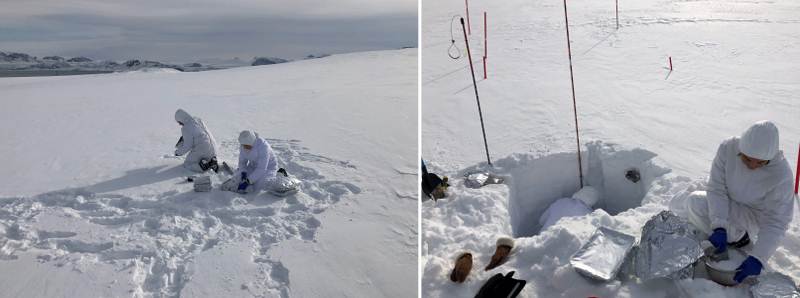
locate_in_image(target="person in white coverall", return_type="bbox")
[539,186,601,231]
[174,109,219,173]
[684,120,794,284]
[229,130,279,193]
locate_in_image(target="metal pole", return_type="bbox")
[461,18,492,166]
[615,0,619,29]
[563,0,584,187]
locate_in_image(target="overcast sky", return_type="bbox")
[0,0,417,62]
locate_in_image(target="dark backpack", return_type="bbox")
[474,271,526,298]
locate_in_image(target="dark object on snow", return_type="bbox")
[175,136,184,147]
[220,162,234,176]
[199,157,219,172]
[277,168,288,177]
[450,252,473,283]
[730,231,750,249]
[67,56,92,63]
[474,271,526,298]
[421,160,448,200]
[187,176,195,182]
[625,168,641,183]
[251,57,288,66]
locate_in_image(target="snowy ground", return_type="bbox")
[0,49,417,297]
[421,0,799,297]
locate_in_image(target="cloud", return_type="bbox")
[0,0,417,61]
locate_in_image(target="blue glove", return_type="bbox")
[708,228,727,254]
[734,256,762,283]
[237,172,250,192]
[237,180,249,192]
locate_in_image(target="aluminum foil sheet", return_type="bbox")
[270,175,301,196]
[570,226,637,281]
[634,210,703,281]
[751,272,800,298]
[465,172,504,188]
[193,176,212,192]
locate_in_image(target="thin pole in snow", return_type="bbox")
[461,17,492,166]
[563,0,584,187]
[615,0,619,29]
[484,11,488,79]
[669,56,673,71]
[465,0,471,35]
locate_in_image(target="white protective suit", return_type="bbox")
[235,134,279,191]
[686,131,794,263]
[539,186,600,231]
[174,109,218,172]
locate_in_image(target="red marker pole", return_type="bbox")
[794,143,799,194]
[483,12,488,79]
[465,0,471,35]
[669,56,673,71]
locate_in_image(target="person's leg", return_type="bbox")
[685,190,750,242]
[685,190,714,235]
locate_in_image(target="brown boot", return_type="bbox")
[485,237,515,271]
[450,252,473,283]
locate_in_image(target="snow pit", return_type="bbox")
[506,142,671,237]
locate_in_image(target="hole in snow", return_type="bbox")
[507,142,670,237]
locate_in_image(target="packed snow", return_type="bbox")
[0,49,417,297]
[421,0,799,297]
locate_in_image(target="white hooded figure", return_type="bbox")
[231,130,279,193]
[684,120,794,264]
[538,186,601,231]
[174,109,218,172]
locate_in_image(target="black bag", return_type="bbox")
[474,271,526,298]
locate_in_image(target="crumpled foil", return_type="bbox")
[634,210,703,281]
[270,175,301,196]
[193,176,212,192]
[464,172,504,188]
[751,272,800,298]
[570,226,637,281]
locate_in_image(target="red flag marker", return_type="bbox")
[794,143,799,194]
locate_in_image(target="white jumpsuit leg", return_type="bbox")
[684,190,759,241]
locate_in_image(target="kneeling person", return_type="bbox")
[174,109,219,173]
[224,130,278,194]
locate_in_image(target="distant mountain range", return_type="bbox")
[0,51,312,75]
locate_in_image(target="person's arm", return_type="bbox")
[706,140,731,231]
[175,126,193,156]
[751,177,794,263]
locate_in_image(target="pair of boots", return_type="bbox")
[199,157,220,172]
[450,237,515,283]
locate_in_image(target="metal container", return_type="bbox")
[193,176,212,192]
[634,210,704,281]
[704,248,747,286]
[570,226,637,281]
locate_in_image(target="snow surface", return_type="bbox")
[421,0,799,296]
[0,49,417,297]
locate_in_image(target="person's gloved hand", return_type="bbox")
[237,172,250,192]
[708,228,727,254]
[734,255,762,283]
